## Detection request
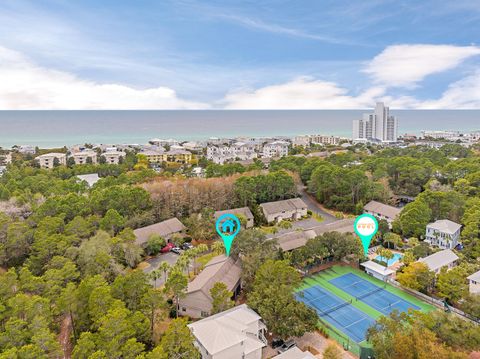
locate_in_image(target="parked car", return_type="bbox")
[181,242,193,250]
[277,339,296,353]
[160,243,175,253]
[271,339,284,349]
[171,247,182,255]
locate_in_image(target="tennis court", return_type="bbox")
[330,273,420,315]
[296,285,376,343]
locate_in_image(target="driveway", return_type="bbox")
[142,252,187,286]
[298,186,338,224]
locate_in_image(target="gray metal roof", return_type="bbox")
[364,200,402,219]
[418,249,459,271]
[427,219,462,234]
[215,207,254,220]
[467,270,480,282]
[260,198,307,216]
[133,217,186,245]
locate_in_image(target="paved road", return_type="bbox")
[142,251,192,287]
[298,185,338,224]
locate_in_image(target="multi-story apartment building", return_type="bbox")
[72,149,97,165]
[310,135,340,145]
[165,149,192,164]
[140,149,165,164]
[36,153,67,168]
[353,102,398,142]
[262,140,289,158]
[102,149,126,164]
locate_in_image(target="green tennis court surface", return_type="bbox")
[297,265,435,347]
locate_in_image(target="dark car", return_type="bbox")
[271,339,284,349]
[160,242,175,253]
[181,242,193,250]
[277,339,296,353]
[171,247,182,255]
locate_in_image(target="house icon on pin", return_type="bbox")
[221,219,236,233]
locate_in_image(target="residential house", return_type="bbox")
[260,198,307,223]
[417,249,459,274]
[215,207,254,228]
[361,260,395,281]
[207,145,234,164]
[72,149,97,165]
[363,200,402,227]
[425,219,462,249]
[276,230,316,252]
[192,166,206,178]
[36,153,67,169]
[133,218,186,246]
[102,149,126,164]
[179,254,242,318]
[188,304,267,359]
[262,141,289,158]
[76,173,100,187]
[272,347,316,359]
[467,270,480,294]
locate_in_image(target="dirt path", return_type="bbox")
[59,315,73,359]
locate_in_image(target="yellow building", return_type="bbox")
[141,150,165,164]
[164,149,192,164]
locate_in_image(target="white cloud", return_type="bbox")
[0,46,208,110]
[222,77,385,109]
[418,70,480,109]
[364,44,480,88]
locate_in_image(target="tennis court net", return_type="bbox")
[319,302,350,316]
[357,286,383,300]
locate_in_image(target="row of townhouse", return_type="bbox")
[140,148,193,164]
[292,134,342,147]
[206,140,289,164]
[36,148,126,168]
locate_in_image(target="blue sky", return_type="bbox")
[0,0,480,109]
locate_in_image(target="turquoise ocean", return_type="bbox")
[0,110,479,148]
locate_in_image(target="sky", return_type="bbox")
[0,0,480,109]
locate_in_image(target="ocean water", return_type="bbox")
[0,110,479,148]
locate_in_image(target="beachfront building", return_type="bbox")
[148,138,179,147]
[179,255,242,318]
[260,198,307,223]
[214,207,254,228]
[310,134,340,146]
[467,270,480,294]
[361,260,395,281]
[425,219,462,250]
[140,149,165,164]
[72,149,97,165]
[207,143,257,164]
[188,304,267,359]
[183,141,205,152]
[18,145,36,155]
[353,102,398,142]
[102,149,126,164]
[262,140,289,158]
[164,149,192,164]
[36,153,67,169]
[421,130,460,140]
[292,135,311,147]
[417,249,459,274]
[363,200,402,227]
[133,218,186,247]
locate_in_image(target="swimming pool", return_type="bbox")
[375,253,403,266]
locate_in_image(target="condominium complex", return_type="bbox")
[353,102,398,142]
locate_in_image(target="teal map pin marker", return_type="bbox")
[215,213,241,256]
[354,214,378,256]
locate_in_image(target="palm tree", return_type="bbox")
[159,261,170,284]
[150,269,161,289]
[211,241,225,255]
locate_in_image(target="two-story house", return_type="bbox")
[425,219,462,249]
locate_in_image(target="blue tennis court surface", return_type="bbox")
[297,285,375,343]
[330,273,420,315]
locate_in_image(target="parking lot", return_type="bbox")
[142,251,192,286]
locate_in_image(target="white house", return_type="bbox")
[188,304,267,359]
[417,249,459,274]
[272,347,316,359]
[363,200,402,227]
[262,141,289,158]
[36,153,67,169]
[425,219,462,249]
[361,260,395,281]
[467,270,480,294]
[260,198,307,223]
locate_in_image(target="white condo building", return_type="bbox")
[353,103,398,142]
